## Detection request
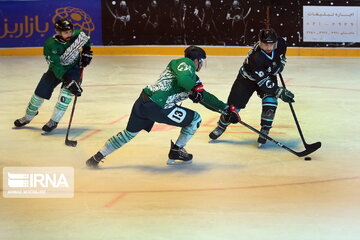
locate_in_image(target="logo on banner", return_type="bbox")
[52,7,95,36]
[0,7,94,40]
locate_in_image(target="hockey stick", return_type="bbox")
[278,73,321,152]
[65,67,84,147]
[65,96,78,147]
[201,101,319,157]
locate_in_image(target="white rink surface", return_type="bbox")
[1,55,360,240]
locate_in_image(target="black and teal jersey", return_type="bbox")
[240,37,287,95]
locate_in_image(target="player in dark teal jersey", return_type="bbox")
[86,46,239,167]
[14,18,92,134]
[209,28,295,147]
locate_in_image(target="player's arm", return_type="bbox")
[201,90,227,112]
[187,75,227,112]
[190,80,239,124]
[80,41,93,68]
[274,37,287,74]
[272,38,294,102]
[60,30,90,66]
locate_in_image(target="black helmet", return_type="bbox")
[55,18,73,32]
[184,46,206,61]
[258,28,277,44]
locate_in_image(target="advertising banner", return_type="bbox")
[303,6,360,42]
[0,0,102,47]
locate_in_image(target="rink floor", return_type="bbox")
[1,55,360,240]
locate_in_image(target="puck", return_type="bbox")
[304,157,312,161]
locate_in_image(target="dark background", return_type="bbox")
[101,0,360,47]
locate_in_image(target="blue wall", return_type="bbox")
[0,0,102,48]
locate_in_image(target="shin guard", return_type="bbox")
[51,88,74,122]
[175,112,202,147]
[260,97,278,130]
[100,130,139,156]
[258,97,278,145]
[25,94,44,121]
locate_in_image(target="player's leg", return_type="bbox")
[42,88,73,134]
[167,111,202,165]
[257,96,278,147]
[14,70,60,128]
[42,68,81,134]
[87,91,199,167]
[130,91,200,164]
[86,129,140,168]
[14,94,43,127]
[86,96,152,168]
[209,77,256,140]
[135,96,200,164]
[144,103,200,165]
[209,108,234,140]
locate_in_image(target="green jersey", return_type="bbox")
[43,29,91,80]
[143,57,227,111]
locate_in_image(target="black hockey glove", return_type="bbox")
[81,49,93,67]
[65,80,83,97]
[223,105,240,124]
[275,87,294,103]
[189,84,204,103]
[278,54,286,73]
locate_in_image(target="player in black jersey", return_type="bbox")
[209,28,295,147]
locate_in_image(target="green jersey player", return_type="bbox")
[86,46,239,167]
[14,18,93,134]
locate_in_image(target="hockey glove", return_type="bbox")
[279,54,286,73]
[81,49,93,67]
[65,80,83,97]
[274,54,286,74]
[189,84,204,103]
[275,87,294,103]
[224,105,240,124]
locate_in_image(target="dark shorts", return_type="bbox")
[34,67,82,100]
[227,72,278,109]
[126,91,196,133]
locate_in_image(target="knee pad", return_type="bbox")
[181,112,202,136]
[261,97,278,129]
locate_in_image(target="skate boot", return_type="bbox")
[209,125,227,140]
[167,141,193,165]
[14,117,31,128]
[41,119,58,135]
[13,112,38,128]
[86,151,105,168]
[257,127,270,148]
